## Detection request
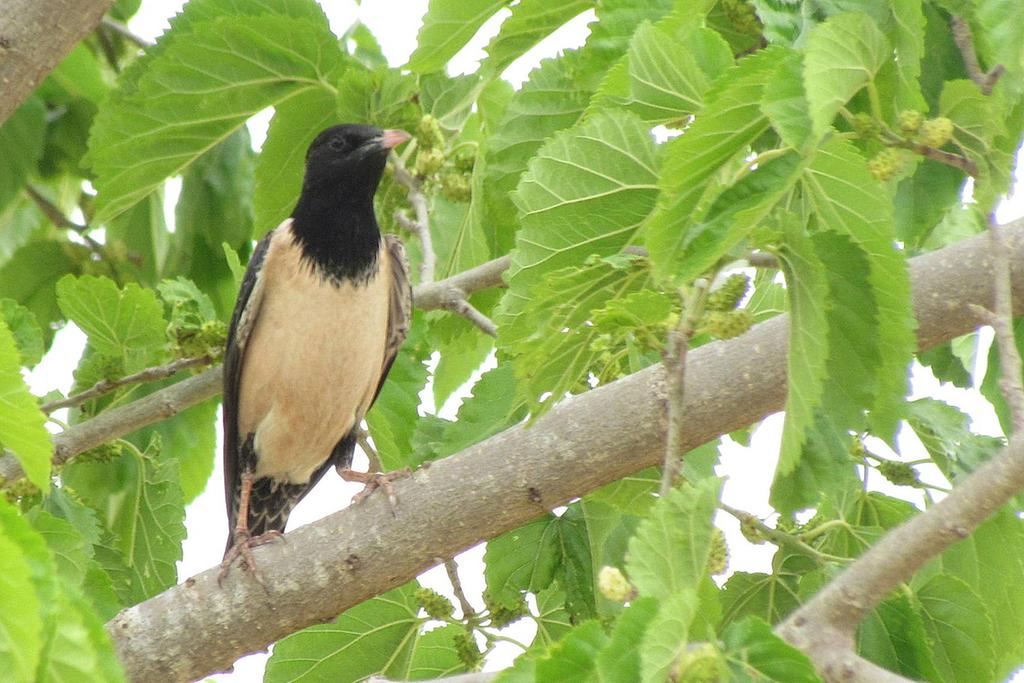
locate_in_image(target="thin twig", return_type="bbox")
[41,355,213,414]
[390,156,435,284]
[659,281,707,496]
[24,185,110,262]
[720,503,847,566]
[900,141,979,177]
[443,557,477,621]
[951,16,1005,95]
[441,286,497,337]
[100,16,153,49]
[970,214,1024,430]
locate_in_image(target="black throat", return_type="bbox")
[290,190,380,285]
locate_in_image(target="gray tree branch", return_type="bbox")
[107,219,1024,681]
[0,0,114,124]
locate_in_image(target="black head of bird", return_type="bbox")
[301,124,411,201]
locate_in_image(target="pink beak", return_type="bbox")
[380,129,411,150]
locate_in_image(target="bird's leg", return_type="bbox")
[219,470,283,587]
[338,466,411,511]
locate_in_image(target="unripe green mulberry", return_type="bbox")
[414,148,445,177]
[706,274,750,312]
[919,117,954,148]
[878,460,919,486]
[898,109,923,135]
[675,643,727,683]
[597,566,634,602]
[705,309,753,340]
[417,114,446,150]
[853,113,880,139]
[483,590,528,627]
[867,148,907,181]
[441,173,472,202]
[706,528,728,576]
[414,587,454,620]
[739,517,766,545]
[453,629,483,668]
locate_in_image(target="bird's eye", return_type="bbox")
[328,137,347,151]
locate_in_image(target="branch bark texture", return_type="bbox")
[0,0,114,124]
[108,219,1024,681]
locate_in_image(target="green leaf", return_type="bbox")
[45,44,108,104]
[413,364,526,465]
[484,52,591,255]
[56,275,167,370]
[904,398,1003,486]
[89,12,342,223]
[385,624,468,680]
[335,67,420,133]
[761,52,812,149]
[915,574,995,682]
[419,73,482,132]
[719,565,805,628]
[484,514,560,608]
[0,318,50,489]
[481,0,595,77]
[26,510,92,588]
[535,620,607,683]
[803,12,890,138]
[501,254,653,413]
[595,596,659,683]
[0,240,82,343]
[626,478,721,599]
[939,79,1012,210]
[265,582,423,683]
[62,436,185,602]
[0,298,43,367]
[365,342,430,471]
[253,88,338,236]
[555,504,596,621]
[0,500,45,682]
[341,21,388,69]
[641,590,699,682]
[723,616,821,682]
[430,314,494,411]
[499,109,659,340]
[645,47,786,280]
[0,96,46,214]
[533,585,574,648]
[801,137,914,439]
[934,509,1024,678]
[37,584,125,683]
[596,20,732,124]
[175,127,255,250]
[406,0,507,73]
[889,0,927,112]
[772,216,829,511]
[858,592,941,681]
[587,467,660,516]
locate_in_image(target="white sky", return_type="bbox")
[21,2,1024,680]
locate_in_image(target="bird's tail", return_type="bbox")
[223,477,309,558]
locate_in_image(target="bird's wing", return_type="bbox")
[222,227,276,530]
[371,234,412,406]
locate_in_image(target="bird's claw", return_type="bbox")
[338,467,411,513]
[218,529,283,588]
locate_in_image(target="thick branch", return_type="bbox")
[107,219,1024,681]
[0,0,114,124]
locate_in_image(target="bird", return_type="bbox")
[220,124,412,582]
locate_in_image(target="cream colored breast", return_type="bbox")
[238,227,391,484]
